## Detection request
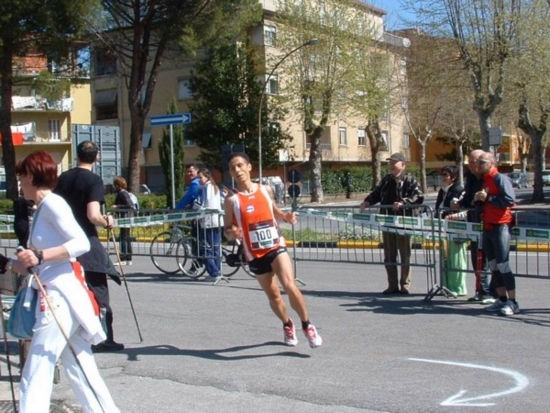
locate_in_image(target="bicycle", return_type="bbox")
[149,223,206,278]
[221,240,256,278]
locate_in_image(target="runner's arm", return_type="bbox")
[223,196,242,240]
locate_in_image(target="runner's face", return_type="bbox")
[228,157,252,182]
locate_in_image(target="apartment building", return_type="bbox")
[90,1,410,192]
[6,47,92,175]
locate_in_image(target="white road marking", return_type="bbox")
[409,358,529,407]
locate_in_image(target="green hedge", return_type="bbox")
[0,194,169,215]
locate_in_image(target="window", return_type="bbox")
[265,74,278,95]
[183,125,196,146]
[381,130,389,151]
[403,133,410,149]
[178,80,192,100]
[48,119,60,141]
[142,132,152,149]
[264,26,277,46]
[94,89,118,120]
[339,127,347,146]
[358,129,366,146]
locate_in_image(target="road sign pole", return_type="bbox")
[170,124,176,209]
[149,113,191,208]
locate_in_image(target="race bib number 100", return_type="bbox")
[249,220,279,250]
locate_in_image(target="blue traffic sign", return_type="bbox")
[150,113,191,126]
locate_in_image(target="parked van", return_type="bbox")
[508,172,528,189]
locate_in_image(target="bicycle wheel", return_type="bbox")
[240,257,256,278]
[149,231,182,274]
[221,248,240,277]
[177,237,206,279]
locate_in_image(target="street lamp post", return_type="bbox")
[258,38,318,181]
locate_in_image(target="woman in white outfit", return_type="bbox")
[9,151,119,413]
[195,168,224,282]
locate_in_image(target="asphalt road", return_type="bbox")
[3,254,550,412]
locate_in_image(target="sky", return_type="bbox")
[367,0,417,29]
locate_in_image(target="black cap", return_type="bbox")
[387,152,407,162]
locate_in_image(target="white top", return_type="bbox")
[195,181,224,228]
[29,193,105,344]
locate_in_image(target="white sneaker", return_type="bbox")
[500,300,520,316]
[485,300,505,312]
[304,324,323,348]
[283,320,298,346]
[114,261,126,266]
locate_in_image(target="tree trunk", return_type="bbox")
[308,129,324,203]
[517,99,548,202]
[419,141,427,193]
[127,114,144,194]
[0,40,18,199]
[476,109,491,151]
[456,140,465,187]
[365,122,383,188]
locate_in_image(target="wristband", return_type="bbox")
[33,250,44,265]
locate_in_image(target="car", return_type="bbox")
[543,170,550,186]
[508,172,528,189]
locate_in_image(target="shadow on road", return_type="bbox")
[122,341,311,362]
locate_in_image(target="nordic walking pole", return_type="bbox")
[15,247,106,413]
[109,229,143,342]
[0,291,18,412]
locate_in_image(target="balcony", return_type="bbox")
[11,95,74,112]
[3,122,70,144]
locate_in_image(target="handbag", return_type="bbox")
[7,275,37,339]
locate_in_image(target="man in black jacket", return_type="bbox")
[55,141,124,352]
[359,153,424,294]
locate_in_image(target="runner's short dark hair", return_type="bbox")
[227,152,250,164]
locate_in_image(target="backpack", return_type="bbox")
[127,191,139,210]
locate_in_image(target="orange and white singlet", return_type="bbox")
[232,184,286,261]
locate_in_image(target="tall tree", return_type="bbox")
[0,0,97,198]
[347,35,407,188]
[509,0,550,202]
[276,0,364,202]
[158,98,185,208]
[92,0,261,193]
[187,43,291,171]
[407,0,522,150]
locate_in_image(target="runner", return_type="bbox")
[223,152,322,348]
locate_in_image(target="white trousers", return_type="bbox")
[19,289,119,413]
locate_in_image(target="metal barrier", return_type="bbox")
[423,206,550,301]
[2,204,550,290]
[292,205,439,293]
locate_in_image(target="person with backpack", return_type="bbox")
[111,176,134,266]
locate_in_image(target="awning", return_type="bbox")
[94,90,117,106]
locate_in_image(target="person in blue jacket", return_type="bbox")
[175,164,200,209]
[175,164,202,274]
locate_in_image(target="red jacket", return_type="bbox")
[482,167,515,227]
